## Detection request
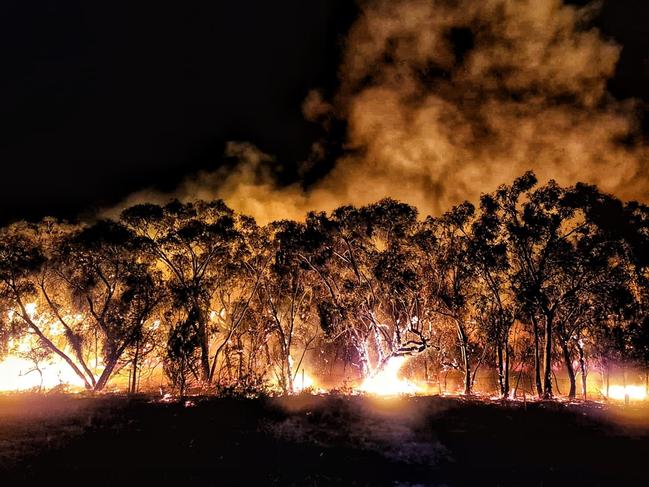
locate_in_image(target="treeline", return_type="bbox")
[0,172,648,398]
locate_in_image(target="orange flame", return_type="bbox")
[606,385,647,401]
[358,356,421,395]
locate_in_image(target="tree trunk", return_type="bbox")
[496,341,505,397]
[531,316,543,397]
[198,318,211,383]
[94,357,119,392]
[560,340,576,399]
[577,342,587,401]
[542,315,553,399]
[496,337,509,398]
[237,335,244,382]
[457,321,471,395]
[357,340,371,379]
[130,338,140,394]
[504,338,510,398]
[285,353,294,394]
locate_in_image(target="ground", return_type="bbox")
[0,393,647,486]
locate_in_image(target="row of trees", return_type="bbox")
[0,172,647,398]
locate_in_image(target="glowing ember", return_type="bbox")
[606,385,647,401]
[358,356,421,395]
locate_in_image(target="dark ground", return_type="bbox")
[0,393,647,486]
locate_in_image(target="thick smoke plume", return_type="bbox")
[113,0,649,222]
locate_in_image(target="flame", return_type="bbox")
[0,355,87,391]
[0,303,91,392]
[606,385,647,401]
[24,302,37,318]
[293,370,315,392]
[358,356,421,395]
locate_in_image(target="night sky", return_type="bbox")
[1,0,648,224]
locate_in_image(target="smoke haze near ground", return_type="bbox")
[111,0,649,223]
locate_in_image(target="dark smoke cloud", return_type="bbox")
[110,0,649,222]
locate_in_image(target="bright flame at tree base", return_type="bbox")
[358,356,421,395]
[293,370,315,392]
[606,385,647,401]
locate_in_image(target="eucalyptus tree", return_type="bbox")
[414,202,480,395]
[302,199,425,380]
[0,219,163,392]
[55,220,164,391]
[207,215,269,386]
[616,201,649,387]
[468,193,518,397]
[121,199,245,385]
[0,221,98,389]
[491,173,593,398]
[253,219,320,393]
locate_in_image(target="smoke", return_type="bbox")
[111,0,649,222]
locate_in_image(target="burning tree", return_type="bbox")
[298,200,432,383]
[0,219,163,392]
[0,172,647,399]
[121,199,246,387]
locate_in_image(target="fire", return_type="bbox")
[24,302,37,318]
[0,302,91,392]
[358,356,421,395]
[606,385,647,402]
[293,369,315,392]
[0,355,86,391]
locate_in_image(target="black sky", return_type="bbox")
[1,0,648,224]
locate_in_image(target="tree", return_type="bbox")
[0,220,162,392]
[493,173,594,399]
[304,200,427,382]
[470,193,517,398]
[121,199,243,385]
[417,202,480,395]
[253,220,319,393]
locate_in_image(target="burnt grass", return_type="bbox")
[0,393,647,486]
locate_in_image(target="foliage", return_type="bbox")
[0,176,647,398]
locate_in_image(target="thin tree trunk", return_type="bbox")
[198,316,211,383]
[235,335,244,382]
[513,361,524,398]
[542,315,553,399]
[531,316,543,397]
[457,321,471,395]
[560,340,576,399]
[577,342,587,401]
[357,340,370,379]
[284,352,294,394]
[504,338,510,398]
[130,338,140,394]
[496,341,505,397]
[552,369,562,395]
